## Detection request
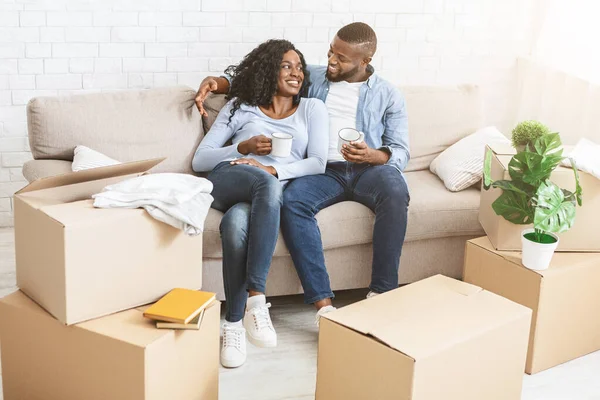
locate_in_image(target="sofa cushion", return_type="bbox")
[202,170,483,258]
[27,86,203,174]
[200,86,483,172]
[22,159,73,182]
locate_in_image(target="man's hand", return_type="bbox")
[341,141,390,165]
[237,135,272,156]
[195,77,219,117]
[230,158,277,176]
[195,76,230,116]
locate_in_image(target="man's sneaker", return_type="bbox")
[243,296,277,348]
[366,291,380,299]
[220,322,247,368]
[315,305,337,326]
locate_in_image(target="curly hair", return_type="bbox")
[224,39,310,123]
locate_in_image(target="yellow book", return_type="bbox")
[143,288,216,324]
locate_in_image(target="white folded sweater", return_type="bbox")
[92,173,214,236]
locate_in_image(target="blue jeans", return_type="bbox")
[208,162,283,322]
[281,162,409,304]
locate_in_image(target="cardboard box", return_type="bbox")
[13,159,204,325]
[479,143,600,251]
[316,274,532,400]
[464,237,600,374]
[0,290,220,400]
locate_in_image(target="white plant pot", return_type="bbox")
[521,228,559,271]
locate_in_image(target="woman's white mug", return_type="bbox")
[270,132,293,158]
[337,128,365,155]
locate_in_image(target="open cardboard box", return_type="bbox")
[13,159,204,325]
[316,275,532,400]
[479,142,600,251]
[0,290,220,400]
[464,237,600,374]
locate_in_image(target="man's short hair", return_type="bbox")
[336,22,377,57]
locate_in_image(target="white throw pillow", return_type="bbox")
[72,145,121,172]
[430,126,510,192]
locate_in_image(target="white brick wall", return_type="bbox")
[0,0,538,226]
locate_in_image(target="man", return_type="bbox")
[195,22,410,323]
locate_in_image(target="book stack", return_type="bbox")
[0,161,219,400]
[144,288,216,330]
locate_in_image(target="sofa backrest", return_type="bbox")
[402,84,483,171]
[201,85,483,172]
[27,86,203,174]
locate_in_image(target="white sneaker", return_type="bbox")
[243,296,277,348]
[220,322,246,368]
[315,305,337,326]
[366,291,380,299]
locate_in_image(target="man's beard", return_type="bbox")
[326,64,360,82]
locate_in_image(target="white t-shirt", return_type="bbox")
[325,80,362,162]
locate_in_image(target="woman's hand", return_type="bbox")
[230,158,278,176]
[237,135,272,156]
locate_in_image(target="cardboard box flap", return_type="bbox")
[487,142,516,156]
[16,158,165,195]
[323,275,531,360]
[469,236,600,278]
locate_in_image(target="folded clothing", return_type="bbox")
[93,173,214,236]
[561,138,600,180]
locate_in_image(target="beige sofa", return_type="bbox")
[23,84,485,300]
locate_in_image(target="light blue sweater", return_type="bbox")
[192,98,329,182]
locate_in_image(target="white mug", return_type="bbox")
[337,128,365,155]
[271,132,293,158]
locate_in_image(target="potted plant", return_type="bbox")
[511,120,551,151]
[483,124,582,270]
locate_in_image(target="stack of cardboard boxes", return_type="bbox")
[465,143,600,374]
[0,159,220,400]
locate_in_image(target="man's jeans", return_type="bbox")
[208,162,283,322]
[281,162,409,304]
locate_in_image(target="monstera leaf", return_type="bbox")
[483,148,493,189]
[533,180,577,234]
[492,187,535,225]
[567,157,583,206]
[508,151,562,187]
[532,132,562,156]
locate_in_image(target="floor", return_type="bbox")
[0,227,599,399]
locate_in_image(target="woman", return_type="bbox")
[192,39,328,368]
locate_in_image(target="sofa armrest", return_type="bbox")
[22,159,73,183]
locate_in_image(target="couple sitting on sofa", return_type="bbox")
[192,22,410,368]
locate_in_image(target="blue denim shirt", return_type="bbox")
[306,65,410,172]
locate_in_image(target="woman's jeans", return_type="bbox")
[207,161,283,322]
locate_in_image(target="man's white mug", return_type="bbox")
[338,128,365,155]
[271,132,293,158]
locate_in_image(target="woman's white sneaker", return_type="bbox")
[243,295,277,348]
[220,322,247,368]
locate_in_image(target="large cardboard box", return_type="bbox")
[479,143,600,251]
[13,159,204,325]
[0,290,220,400]
[464,237,600,374]
[316,275,532,400]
